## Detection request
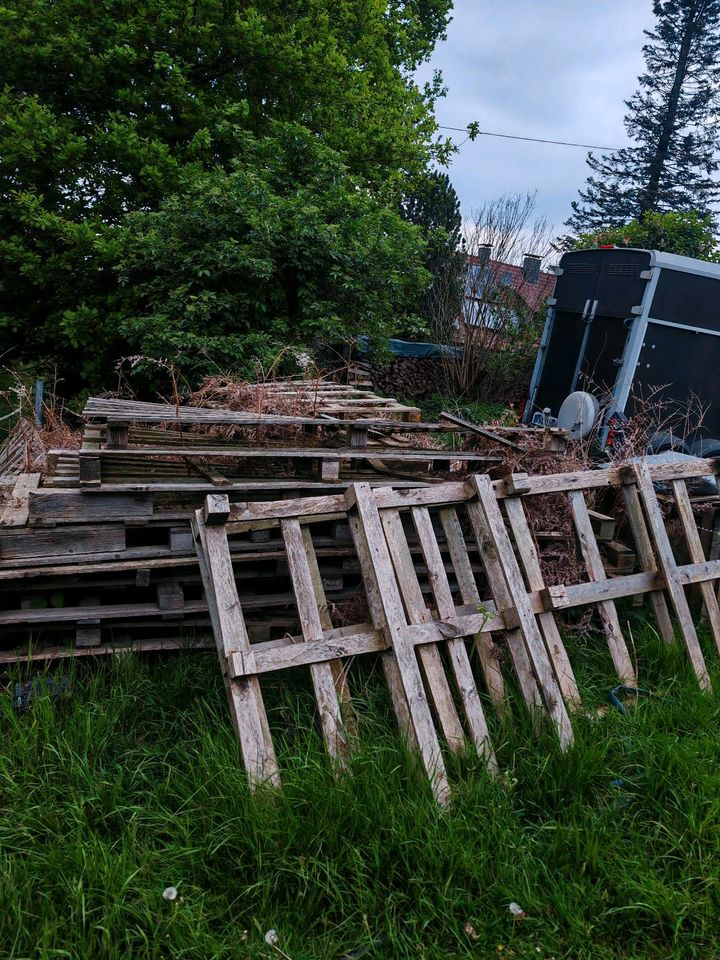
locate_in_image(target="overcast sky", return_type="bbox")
[416,1,655,234]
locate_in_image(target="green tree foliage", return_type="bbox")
[0,0,452,389]
[567,0,720,234]
[119,125,430,378]
[402,171,461,244]
[401,170,465,335]
[571,210,719,260]
[402,170,462,275]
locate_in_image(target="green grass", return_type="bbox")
[417,394,515,427]
[3,620,720,959]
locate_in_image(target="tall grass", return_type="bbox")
[2,618,720,959]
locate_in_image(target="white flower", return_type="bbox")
[162,886,178,901]
[264,929,280,945]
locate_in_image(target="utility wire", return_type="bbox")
[437,125,624,152]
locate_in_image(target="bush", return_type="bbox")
[118,124,430,380]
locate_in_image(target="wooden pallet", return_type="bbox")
[0,420,38,476]
[70,445,499,488]
[83,385,422,423]
[194,457,720,803]
[195,485,495,802]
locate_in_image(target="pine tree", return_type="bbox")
[567,0,720,234]
[401,171,465,333]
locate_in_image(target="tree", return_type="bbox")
[429,193,553,401]
[567,0,720,234]
[119,124,430,380]
[401,170,465,335]
[0,0,452,389]
[571,210,719,260]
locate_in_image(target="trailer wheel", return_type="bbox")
[688,437,720,458]
[647,432,691,455]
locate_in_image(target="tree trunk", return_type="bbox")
[639,2,702,214]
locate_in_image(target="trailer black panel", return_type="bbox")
[553,255,602,313]
[576,314,629,397]
[633,323,720,436]
[650,269,720,332]
[532,310,587,413]
[594,250,651,317]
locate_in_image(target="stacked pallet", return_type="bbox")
[43,395,498,489]
[0,383,500,662]
[7,386,720,803]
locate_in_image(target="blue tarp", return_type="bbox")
[355,337,462,360]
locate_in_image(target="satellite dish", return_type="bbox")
[557,391,600,440]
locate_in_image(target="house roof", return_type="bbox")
[465,255,556,312]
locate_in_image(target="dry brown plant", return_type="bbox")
[0,370,81,474]
[491,432,595,588]
[603,384,708,466]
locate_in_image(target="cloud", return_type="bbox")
[416,0,654,231]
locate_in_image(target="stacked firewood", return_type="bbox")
[368,358,443,399]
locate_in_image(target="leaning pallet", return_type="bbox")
[192,480,572,804]
[194,484,503,805]
[193,457,720,804]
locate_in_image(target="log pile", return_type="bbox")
[366,357,443,400]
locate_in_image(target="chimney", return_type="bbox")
[522,253,541,284]
[476,243,492,266]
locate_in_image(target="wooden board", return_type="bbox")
[632,462,711,690]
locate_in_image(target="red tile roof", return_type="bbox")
[465,255,556,312]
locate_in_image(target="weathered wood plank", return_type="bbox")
[439,506,506,710]
[28,490,153,525]
[83,446,494,462]
[301,525,357,735]
[0,634,215,665]
[633,462,711,690]
[192,510,280,787]
[228,629,384,676]
[411,505,497,772]
[439,412,522,450]
[0,473,41,527]
[347,482,451,805]
[380,507,465,753]
[226,483,469,528]
[672,478,720,656]
[0,526,126,561]
[468,475,574,749]
[503,496,581,708]
[569,490,635,685]
[464,497,544,719]
[282,517,348,765]
[492,457,720,498]
[347,511,418,753]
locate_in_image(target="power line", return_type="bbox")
[437,125,624,152]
